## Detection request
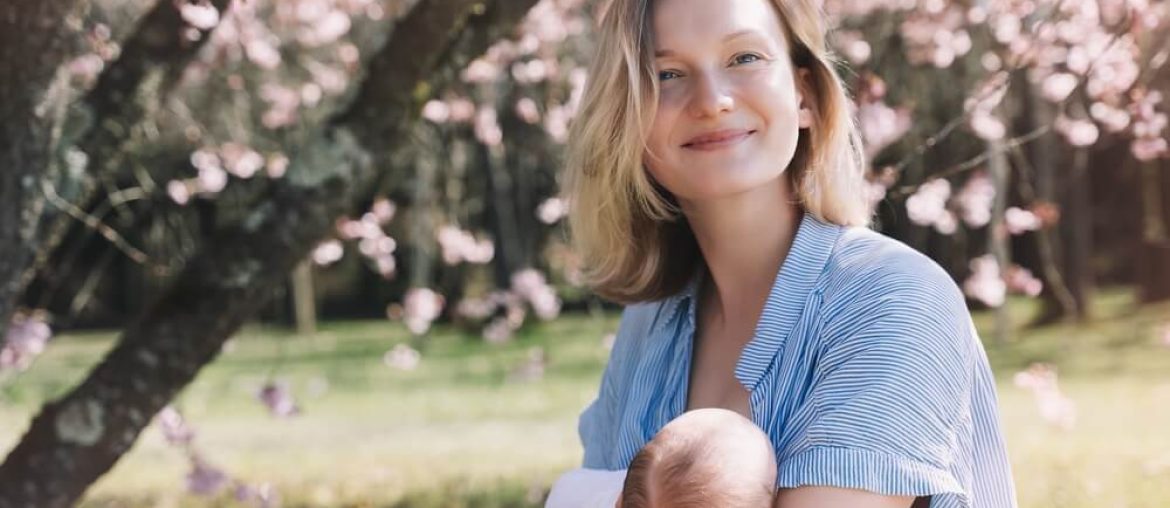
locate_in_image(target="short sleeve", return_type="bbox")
[578,303,652,470]
[777,266,975,503]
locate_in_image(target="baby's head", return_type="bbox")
[618,408,777,508]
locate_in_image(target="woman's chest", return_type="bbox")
[684,324,753,418]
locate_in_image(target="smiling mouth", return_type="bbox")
[682,130,756,150]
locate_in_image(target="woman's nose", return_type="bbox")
[686,73,735,118]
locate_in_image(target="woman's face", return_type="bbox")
[644,0,810,205]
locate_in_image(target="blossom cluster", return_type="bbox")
[155,406,279,505]
[1013,363,1077,430]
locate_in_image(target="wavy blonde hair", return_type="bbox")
[563,0,870,304]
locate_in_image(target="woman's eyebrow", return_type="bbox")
[654,29,771,58]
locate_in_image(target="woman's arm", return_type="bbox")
[774,486,917,508]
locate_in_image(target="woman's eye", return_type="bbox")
[658,70,681,81]
[732,53,762,65]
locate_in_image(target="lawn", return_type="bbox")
[1,289,1169,507]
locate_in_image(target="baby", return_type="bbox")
[618,407,777,508]
[545,408,777,508]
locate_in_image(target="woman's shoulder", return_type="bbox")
[816,225,970,327]
[821,226,962,297]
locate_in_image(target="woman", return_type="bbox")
[549,0,1017,506]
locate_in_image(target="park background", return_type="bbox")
[1,0,1169,506]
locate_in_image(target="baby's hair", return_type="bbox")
[619,410,776,508]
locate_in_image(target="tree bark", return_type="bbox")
[0,0,88,339]
[1137,158,1170,303]
[0,0,539,505]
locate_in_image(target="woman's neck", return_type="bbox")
[681,179,802,330]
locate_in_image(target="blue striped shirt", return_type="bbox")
[578,213,1017,507]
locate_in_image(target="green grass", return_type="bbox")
[2,289,1170,507]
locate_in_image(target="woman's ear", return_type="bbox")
[795,67,814,129]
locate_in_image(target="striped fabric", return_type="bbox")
[577,213,1018,507]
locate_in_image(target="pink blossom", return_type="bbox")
[245,39,282,69]
[311,240,344,266]
[906,179,957,234]
[1041,73,1078,103]
[536,197,568,224]
[196,166,228,194]
[963,254,1005,307]
[219,143,265,179]
[1,311,52,372]
[258,382,300,418]
[155,406,195,446]
[180,1,220,30]
[969,110,1006,140]
[1005,265,1043,297]
[383,343,421,370]
[167,180,192,205]
[1089,101,1131,132]
[1005,207,1043,234]
[259,84,300,129]
[300,83,323,107]
[305,60,348,95]
[400,288,444,335]
[422,100,450,123]
[447,98,476,123]
[266,153,289,178]
[1132,137,1168,161]
[186,456,229,496]
[67,54,105,85]
[483,317,515,344]
[833,30,871,64]
[515,97,541,124]
[511,269,561,320]
[474,107,503,146]
[298,10,352,46]
[1054,115,1099,147]
[1013,363,1076,430]
[857,99,912,159]
[544,105,570,143]
[462,59,500,83]
[234,482,279,508]
[436,226,494,265]
[956,172,995,228]
[371,198,396,223]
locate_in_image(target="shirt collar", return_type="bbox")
[734,212,841,389]
[666,211,843,389]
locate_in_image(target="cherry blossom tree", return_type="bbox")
[0,0,539,504]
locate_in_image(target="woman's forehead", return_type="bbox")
[651,0,786,50]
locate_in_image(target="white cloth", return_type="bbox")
[545,467,627,508]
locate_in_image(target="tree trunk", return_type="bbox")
[0,1,540,505]
[989,137,1012,343]
[0,0,88,338]
[1137,158,1170,303]
[1061,147,1094,320]
[291,261,317,335]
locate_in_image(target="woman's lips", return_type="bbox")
[682,129,755,151]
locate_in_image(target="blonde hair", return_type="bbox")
[563,0,870,304]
